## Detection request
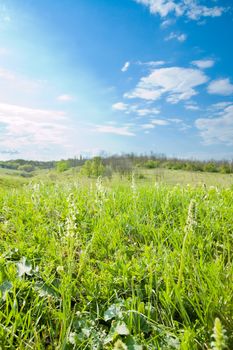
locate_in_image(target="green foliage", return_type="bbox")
[0,178,232,348]
[204,162,218,173]
[18,164,36,172]
[144,160,160,169]
[56,160,70,172]
[0,154,232,175]
[81,156,105,177]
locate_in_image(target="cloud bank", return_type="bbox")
[134,0,225,20]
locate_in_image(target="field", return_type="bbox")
[0,170,232,349]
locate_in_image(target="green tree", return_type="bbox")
[80,157,105,177]
[18,164,36,172]
[80,159,92,177]
[56,160,69,172]
[91,157,105,177]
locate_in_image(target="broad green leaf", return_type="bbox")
[124,335,143,350]
[35,282,60,299]
[104,304,122,321]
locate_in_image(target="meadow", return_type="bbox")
[0,170,232,349]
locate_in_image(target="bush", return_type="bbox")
[20,172,33,178]
[144,160,160,169]
[81,157,105,177]
[56,161,70,172]
[18,164,35,172]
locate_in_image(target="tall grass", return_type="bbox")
[0,178,232,349]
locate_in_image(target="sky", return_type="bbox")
[0,0,233,160]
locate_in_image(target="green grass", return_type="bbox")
[0,175,232,349]
[140,168,233,188]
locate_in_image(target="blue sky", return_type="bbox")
[0,0,232,160]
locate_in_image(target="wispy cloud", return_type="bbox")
[141,117,188,130]
[112,102,128,111]
[57,94,74,102]
[0,67,42,91]
[121,61,130,72]
[165,32,187,42]
[0,48,9,55]
[124,66,208,103]
[0,68,15,80]
[0,102,70,151]
[207,78,233,96]
[185,103,200,111]
[151,118,169,125]
[208,101,232,111]
[195,104,233,145]
[141,123,155,129]
[191,59,215,69]
[160,19,175,28]
[134,0,225,21]
[93,124,135,136]
[112,102,160,116]
[0,149,19,155]
[135,107,160,116]
[137,60,166,67]
[140,119,169,129]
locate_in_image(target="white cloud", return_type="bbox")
[151,118,169,125]
[167,118,182,123]
[167,117,190,130]
[112,102,128,111]
[112,102,160,116]
[141,123,155,129]
[0,102,69,150]
[57,94,74,102]
[135,107,160,116]
[124,66,208,103]
[165,32,187,42]
[209,101,232,111]
[0,67,42,91]
[135,0,183,17]
[195,104,233,145]
[137,60,166,67]
[160,19,175,28]
[140,117,190,132]
[186,1,224,20]
[185,104,200,111]
[0,68,15,80]
[141,118,183,129]
[94,124,135,136]
[121,61,130,72]
[207,78,233,96]
[191,59,215,69]
[134,0,225,20]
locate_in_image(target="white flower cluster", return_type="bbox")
[65,193,77,238]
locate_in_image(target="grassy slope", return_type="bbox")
[0,173,232,349]
[143,168,233,188]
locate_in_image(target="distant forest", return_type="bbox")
[0,153,233,175]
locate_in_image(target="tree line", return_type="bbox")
[0,153,232,175]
